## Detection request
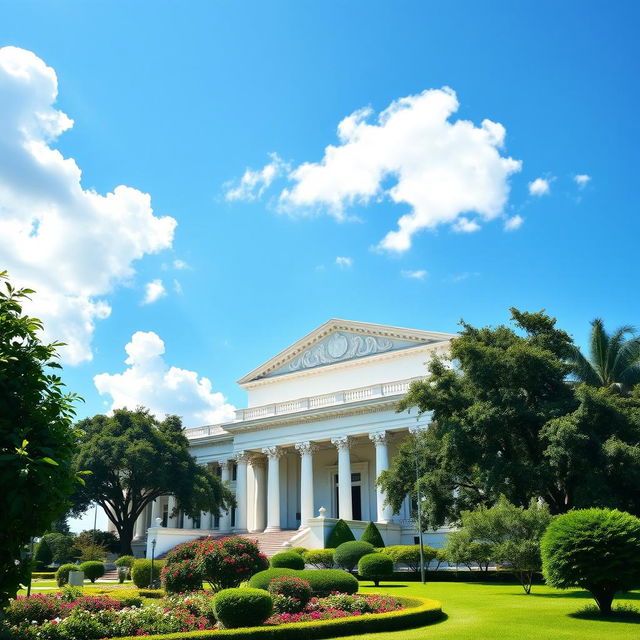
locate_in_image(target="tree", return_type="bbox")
[70,408,235,554]
[0,272,80,612]
[379,309,577,525]
[567,318,640,392]
[444,531,493,571]
[75,529,119,553]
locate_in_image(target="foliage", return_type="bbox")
[360,521,385,547]
[383,545,437,573]
[76,541,107,562]
[75,529,120,554]
[444,532,493,571]
[333,541,375,572]
[358,553,394,586]
[249,568,359,596]
[34,536,53,569]
[55,564,80,587]
[541,508,640,614]
[270,551,305,570]
[79,561,105,583]
[567,318,640,391]
[268,576,312,614]
[326,519,355,548]
[70,408,235,554]
[131,558,165,588]
[114,555,136,568]
[302,548,334,569]
[43,533,77,564]
[161,591,216,624]
[4,594,63,625]
[289,547,308,556]
[161,558,204,593]
[213,587,273,628]
[0,272,81,611]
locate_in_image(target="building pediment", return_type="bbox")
[238,319,455,385]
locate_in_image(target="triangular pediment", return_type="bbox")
[238,319,455,385]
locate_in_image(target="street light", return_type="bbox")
[414,448,426,584]
[150,538,157,588]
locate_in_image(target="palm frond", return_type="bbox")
[566,345,601,386]
[589,318,609,385]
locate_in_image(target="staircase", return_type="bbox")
[242,530,298,557]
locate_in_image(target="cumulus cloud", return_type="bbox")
[574,174,591,188]
[401,269,428,280]
[504,214,524,231]
[335,256,353,268]
[225,152,288,201]
[142,279,166,304]
[94,331,237,428]
[0,46,176,363]
[268,87,521,252]
[528,177,551,196]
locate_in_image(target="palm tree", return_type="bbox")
[568,318,640,392]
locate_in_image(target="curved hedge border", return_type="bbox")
[115,595,442,640]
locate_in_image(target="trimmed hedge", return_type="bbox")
[79,561,105,583]
[55,564,79,587]
[360,521,385,548]
[289,547,308,556]
[32,572,56,580]
[213,588,273,628]
[326,519,355,548]
[333,541,374,572]
[270,552,305,570]
[249,568,358,596]
[115,595,442,640]
[358,553,394,586]
[303,549,334,569]
[132,558,165,588]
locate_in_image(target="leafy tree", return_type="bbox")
[0,272,80,612]
[41,532,77,564]
[444,531,493,571]
[567,318,640,392]
[70,408,235,554]
[360,521,385,547]
[75,529,119,553]
[379,309,576,525]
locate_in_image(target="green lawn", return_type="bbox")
[333,581,639,640]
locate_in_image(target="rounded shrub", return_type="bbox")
[268,575,312,607]
[303,548,335,569]
[79,561,105,583]
[270,551,305,570]
[290,547,308,556]
[55,563,79,587]
[326,519,356,548]
[131,558,165,588]
[334,540,375,572]
[249,568,358,596]
[358,552,394,586]
[541,508,640,614]
[360,521,385,548]
[114,555,135,569]
[213,587,273,628]
[161,557,204,593]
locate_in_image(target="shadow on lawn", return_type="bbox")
[569,605,640,624]
[360,584,408,589]
[527,590,640,601]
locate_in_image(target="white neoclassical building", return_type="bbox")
[135,319,455,557]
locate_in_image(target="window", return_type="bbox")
[232,463,237,481]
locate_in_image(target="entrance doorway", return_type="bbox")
[333,471,365,520]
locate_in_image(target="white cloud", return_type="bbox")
[0,46,176,363]
[528,177,551,196]
[401,269,428,280]
[173,279,183,294]
[94,331,237,428]
[225,152,288,201]
[142,279,166,305]
[452,217,481,233]
[269,88,521,252]
[335,256,353,268]
[574,174,591,188]
[504,214,524,231]
[446,271,480,283]
[173,259,189,270]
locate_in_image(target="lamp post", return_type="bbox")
[150,538,157,587]
[415,450,426,584]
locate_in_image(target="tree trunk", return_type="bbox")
[592,587,615,615]
[118,521,135,556]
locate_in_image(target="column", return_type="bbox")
[133,505,147,540]
[262,446,283,532]
[200,511,210,530]
[250,456,267,532]
[218,461,232,532]
[370,431,393,523]
[151,498,162,526]
[167,496,178,527]
[183,513,193,529]
[332,436,352,520]
[234,451,249,532]
[295,441,316,528]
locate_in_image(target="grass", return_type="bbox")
[330,582,640,640]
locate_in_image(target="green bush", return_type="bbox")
[289,547,308,556]
[334,541,375,572]
[541,508,640,614]
[132,558,165,588]
[303,548,334,569]
[384,545,437,573]
[213,587,273,628]
[358,553,394,587]
[34,537,53,570]
[326,519,355,548]
[79,561,105,583]
[360,522,385,548]
[55,563,79,587]
[270,551,305,570]
[115,555,136,568]
[268,575,312,613]
[161,558,204,593]
[249,568,359,596]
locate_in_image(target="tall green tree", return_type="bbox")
[71,408,235,554]
[0,272,80,612]
[567,318,640,391]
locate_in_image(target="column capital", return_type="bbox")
[331,435,351,451]
[249,454,267,469]
[262,445,285,459]
[295,441,318,456]
[218,460,230,470]
[235,450,251,463]
[369,431,389,445]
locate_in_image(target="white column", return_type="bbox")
[183,513,192,529]
[332,436,352,520]
[167,496,178,527]
[218,461,232,532]
[200,511,210,529]
[263,446,283,532]
[295,441,316,528]
[133,505,147,540]
[234,451,249,532]
[250,457,267,532]
[370,431,393,523]
[151,498,162,528]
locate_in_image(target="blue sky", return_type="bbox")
[1,2,639,529]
